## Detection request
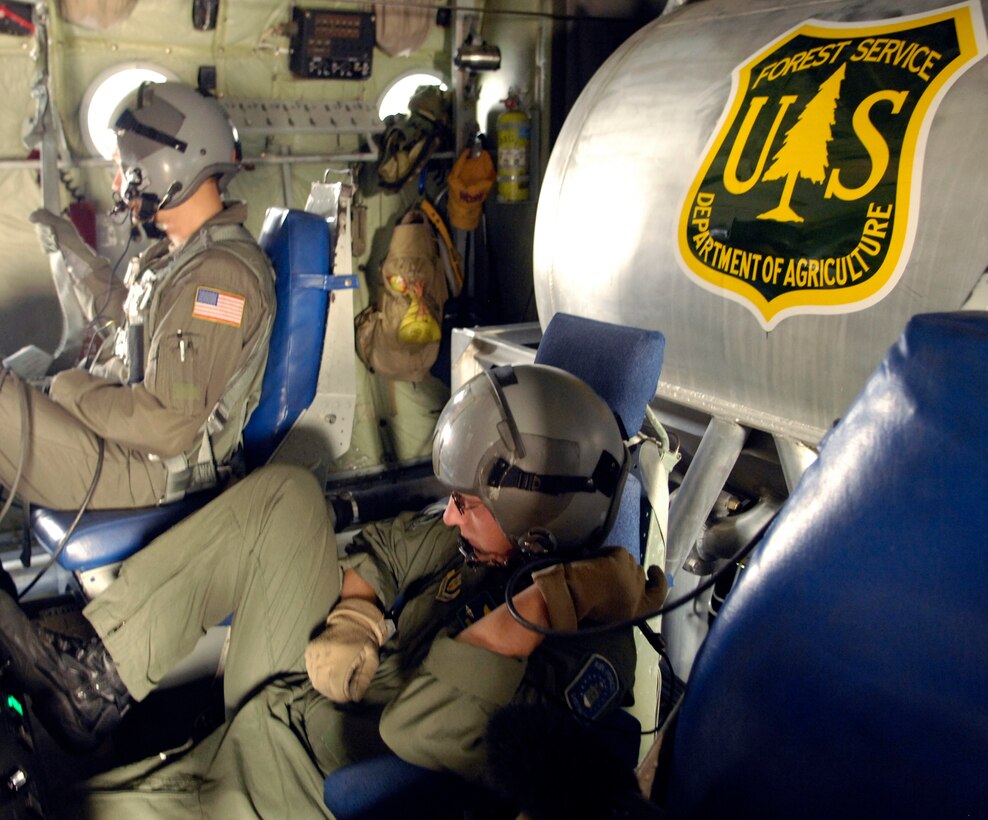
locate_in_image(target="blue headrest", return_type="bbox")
[242,208,333,470]
[535,313,665,558]
[663,312,988,818]
[535,313,665,438]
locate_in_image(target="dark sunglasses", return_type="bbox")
[451,491,482,515]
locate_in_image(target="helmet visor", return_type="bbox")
[432,370,522,493]
[114,85,188,161]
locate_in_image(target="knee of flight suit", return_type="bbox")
[243,463,336,531]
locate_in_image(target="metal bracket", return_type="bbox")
[270,179,358,482]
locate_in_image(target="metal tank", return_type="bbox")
[534,0,988,445]
[533,0,988,678]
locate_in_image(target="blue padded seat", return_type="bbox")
[243,208,333,471]
[534,312,665,439]
[536,312,665,560]
[660,312,988,818]
[324,708,644,820]
[32,208,333,572]
[323,314,665,818]
[323,755,473,820]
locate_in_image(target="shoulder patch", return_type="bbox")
[192,286,245,327]
[565,654,619,721]
[435,567,463,603]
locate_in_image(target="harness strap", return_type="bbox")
[151,221,275,502]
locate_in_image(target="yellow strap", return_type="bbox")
[420,199,464,297]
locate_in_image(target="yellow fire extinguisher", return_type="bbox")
[496,89,530,203]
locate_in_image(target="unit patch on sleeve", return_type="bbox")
[192,287,246,327]
[565,653,619,721]
[676,2,987,329]
[434,567,463,603]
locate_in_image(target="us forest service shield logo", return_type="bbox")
[677,2,986,329]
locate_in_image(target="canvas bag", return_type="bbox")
[376,86,451,192]
[356,209,448,381]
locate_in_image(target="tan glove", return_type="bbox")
[531,547,669,631]
[304,598,390,703]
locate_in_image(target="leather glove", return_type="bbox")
[531,547,669,631]
[29,209,107,284]
[304,598,390,704]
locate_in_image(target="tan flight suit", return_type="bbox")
[0,203,274,510]
[67,464,636,819]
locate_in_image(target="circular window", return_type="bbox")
[377,70,447,119]
[80,63,177,159]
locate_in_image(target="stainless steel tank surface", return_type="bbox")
[534,0,988,443]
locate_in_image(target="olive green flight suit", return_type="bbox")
[0,203,274,510]
[70,464,635,819]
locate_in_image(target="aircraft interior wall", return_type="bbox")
[0,1,667,483]
[0,1,983,815]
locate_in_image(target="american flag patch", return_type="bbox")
[192,287,245,327]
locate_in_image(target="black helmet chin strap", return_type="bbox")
[113,167,183,226]
[485,451,623,498]
[135,193,159,224]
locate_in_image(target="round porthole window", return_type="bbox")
[377,69,447,119]
[80,63,177,159]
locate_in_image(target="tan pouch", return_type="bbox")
[356,209,448,382]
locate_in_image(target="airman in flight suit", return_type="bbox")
[0,364,668,818]
[0,81,274,510]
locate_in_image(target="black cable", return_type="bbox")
[355,0,659,24]
[0,372,31,532]
[503,512,778,639]
[58,169,85,205]
[17,436,105,601]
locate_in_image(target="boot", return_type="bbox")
[0,590,131,753]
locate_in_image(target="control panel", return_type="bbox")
[289,9,375,80]
[0,675,45,818]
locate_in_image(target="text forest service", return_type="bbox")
[676,3,987,329]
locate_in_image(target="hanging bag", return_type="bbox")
[355,209,448,381]
[376,86,451,192]
[447,147,496,230]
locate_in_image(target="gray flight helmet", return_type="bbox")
[433,364,629,554]
[112,81,241,216]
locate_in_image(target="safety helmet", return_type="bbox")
[433,364,629,554]
[112,81,241,218]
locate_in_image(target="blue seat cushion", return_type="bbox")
[535,312,665,438]
[661,312,988,818]
[324,707,643,819]
[32,490,219,571]
[323,754,471,820]
[535,313,665,559]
